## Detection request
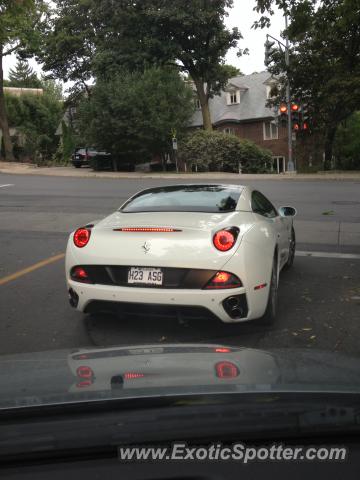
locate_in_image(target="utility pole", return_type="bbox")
[264,14,295,172]
[284,14,295,172]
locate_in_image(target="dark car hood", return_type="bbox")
[1,344,360,411]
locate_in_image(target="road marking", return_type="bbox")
[0,253,65,286]
[0,184,14,188]
[296,250,360,260]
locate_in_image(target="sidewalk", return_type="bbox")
[1,161,360,180]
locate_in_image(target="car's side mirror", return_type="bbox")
[278,206,297,217]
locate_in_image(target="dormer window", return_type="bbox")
[226,89,240,105]
[265,81,278,99]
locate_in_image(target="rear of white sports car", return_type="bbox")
[66,185,289,323]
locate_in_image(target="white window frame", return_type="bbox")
[226,89,240,105]
[223,127,235,135]
[263,121,279,140]
[272,156,286,173]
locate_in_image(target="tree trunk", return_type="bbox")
[194,79,212,131]
[0,49,15,162]
[324,125,337,170]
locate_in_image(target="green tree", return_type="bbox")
[255,0,360,170]
[37,0,95,99]
[8,59,42,88]
[39,1,244,130]
[334,112,360,170]
[221,65,243,78]
[5,88,62,162]
[95,0,243,131]
[77,68,194,163]
[0,0,46,161]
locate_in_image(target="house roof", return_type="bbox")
[190,71,276,127]
[4,87,43,97]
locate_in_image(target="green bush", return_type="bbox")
[5,90,62,163]
[333,112,360,170]
[180,130,272,173]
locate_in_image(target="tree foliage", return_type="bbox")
[98,0,242,130]
[180,130,272,173]
[5,88,62,162]
[77,68,194,162]
[255,0,360,169]
[333,112,360,170]
[8,59,42,88]
[0,0,47,161]
[39,0,243,130]
[37,0,96,99]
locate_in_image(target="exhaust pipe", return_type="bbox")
[223,295,248,319]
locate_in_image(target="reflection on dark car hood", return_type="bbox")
[1,344,360,410]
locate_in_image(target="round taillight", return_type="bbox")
[213,230,235,252]
[215,361,239,379]
[74,228,91,248]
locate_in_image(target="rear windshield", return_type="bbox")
[120,185,242,213]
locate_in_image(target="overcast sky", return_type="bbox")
[2,0,285,80]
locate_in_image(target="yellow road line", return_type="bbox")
[0,253,65,286]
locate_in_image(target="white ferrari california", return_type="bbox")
[65,184,296,324]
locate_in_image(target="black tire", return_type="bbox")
[260,256,278,325]
[284,226,296,270]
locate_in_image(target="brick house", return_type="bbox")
[190,71,288,173]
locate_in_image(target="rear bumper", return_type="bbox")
[72,159,89,166]
[67,280,255,323]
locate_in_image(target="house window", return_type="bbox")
[263,121,278,140]
[226,89,240,105]
[195,98,201,110]
[266,83,278,99]
[272,156,286,173]
[223,127,235,135]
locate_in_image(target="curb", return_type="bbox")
[1,163,360,181]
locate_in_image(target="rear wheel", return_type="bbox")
[259,256,278,325]
[284,227,296,269]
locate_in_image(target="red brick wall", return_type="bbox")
[216,121,288,160]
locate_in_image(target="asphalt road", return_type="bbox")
[0,172,360,356]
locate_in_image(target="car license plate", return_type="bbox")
[128,267,163,285]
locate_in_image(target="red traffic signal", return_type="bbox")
[279,104,287,114]
[302,122,309,131]
[293,123,300,131]
[291,103,299,112]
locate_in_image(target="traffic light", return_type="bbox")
[264,37,276,67]
[279,103,288,127]
[291,103,300,131]
[301,103,310,132]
